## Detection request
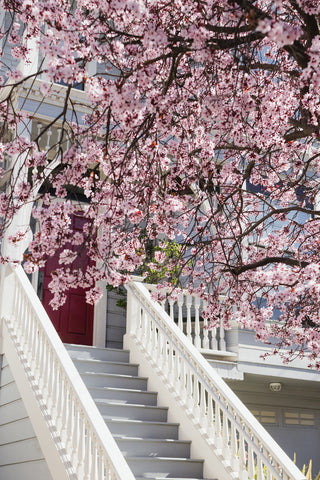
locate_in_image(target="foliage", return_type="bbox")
[141,240,186,285]
[1,0,320,363]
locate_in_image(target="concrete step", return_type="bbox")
[65,344,130,363]
[88,386,158,406]
[115,437,191,458]
[104,418,179,439]
[96,401,168,422]
[72,358,139,376]
[127,457,204,478]
[81,372,148,390]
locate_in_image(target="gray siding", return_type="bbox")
[0,355,53,480]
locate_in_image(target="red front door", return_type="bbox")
[41,215,94,345]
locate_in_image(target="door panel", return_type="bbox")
[41,214,94,345]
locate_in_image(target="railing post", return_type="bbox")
[126,285,140,336]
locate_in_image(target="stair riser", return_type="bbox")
[88,387,158,406]
[105,420,179,439]
[73,360,139,376]
[127,458,203,478]
[96,403,167,422]
[81,373,148,390]
[116,438,191,458]
[66,345,130,363]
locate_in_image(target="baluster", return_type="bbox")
[169,299,175,322]
[211,326,218,350]
[72,403,79,472]
[56,367,63,431]
[145,312,152,353]
[51,358,59,418]
[37,122,43,143]
[193,376,200,421]
[77,411,85,476]
[140,308,146,342]
[186,295,192,343]
[199,383,207,428]
[238,431,249,479]
[186,366,193,410]
[26,303,33,357]
[202,314,210,350]
[256,455,265,480]
[151,318,157,353]
[173,347,179,393]
[222,410,230,459]
[97,447,104,480]
[219,317,226,351]
[46,128,52,149]
[162,339,169,377]
[247,444,255,480]
[14,283,22,332]
[207,395,215,438]
[66,392,74,454]
[31,314,38,370]
[230,416,240,473]
[194,296,201,349]
[42,340,51,402]
[156,326,162,366]
[39,333,47,391]
[84,420,91,480]
[34,319,42,376]
[215,403,223,449]
[177,294,183,332]
[61,382,69,444]
[91,439,97,480]
[56,128,62,153]
[179,357,187,404]
[168,343,174,386]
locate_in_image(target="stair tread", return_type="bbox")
[81,371,148,380]
[104,417,179,426]
[73,358,139,367]
[88,386,157,394]
[96,400,167,410]
[114,436,191,444]
[128,457,203,462]
[65,343,130,354]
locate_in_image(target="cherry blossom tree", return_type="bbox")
[1,0,320,365]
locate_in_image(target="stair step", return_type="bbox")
[65,344,130,363]
[104,418,179,439]
[81,372,148,390]
[96,401,168,421]
[88,386,158,406]
[115,437,191,458]
[73,358,139,376]
[127,457,203,478]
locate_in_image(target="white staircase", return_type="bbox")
[0,264,306,480]
[66,343,214,480]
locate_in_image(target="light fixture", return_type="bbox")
[269,382,282,392]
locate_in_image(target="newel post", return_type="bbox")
[0,264,15,353]
[125,283,140,337]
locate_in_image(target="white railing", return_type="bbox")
[125,281,305,480]
[0,264,136,480]
[145,283,231,354]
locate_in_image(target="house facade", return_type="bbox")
[0,12,316,479]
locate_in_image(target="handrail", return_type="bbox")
[126,281,305,480]
[144,283,232,354]
[0,264,136,480]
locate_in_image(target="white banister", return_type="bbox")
[0,264,136,480]
[125,281,305,480]
[145,283,233,355]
